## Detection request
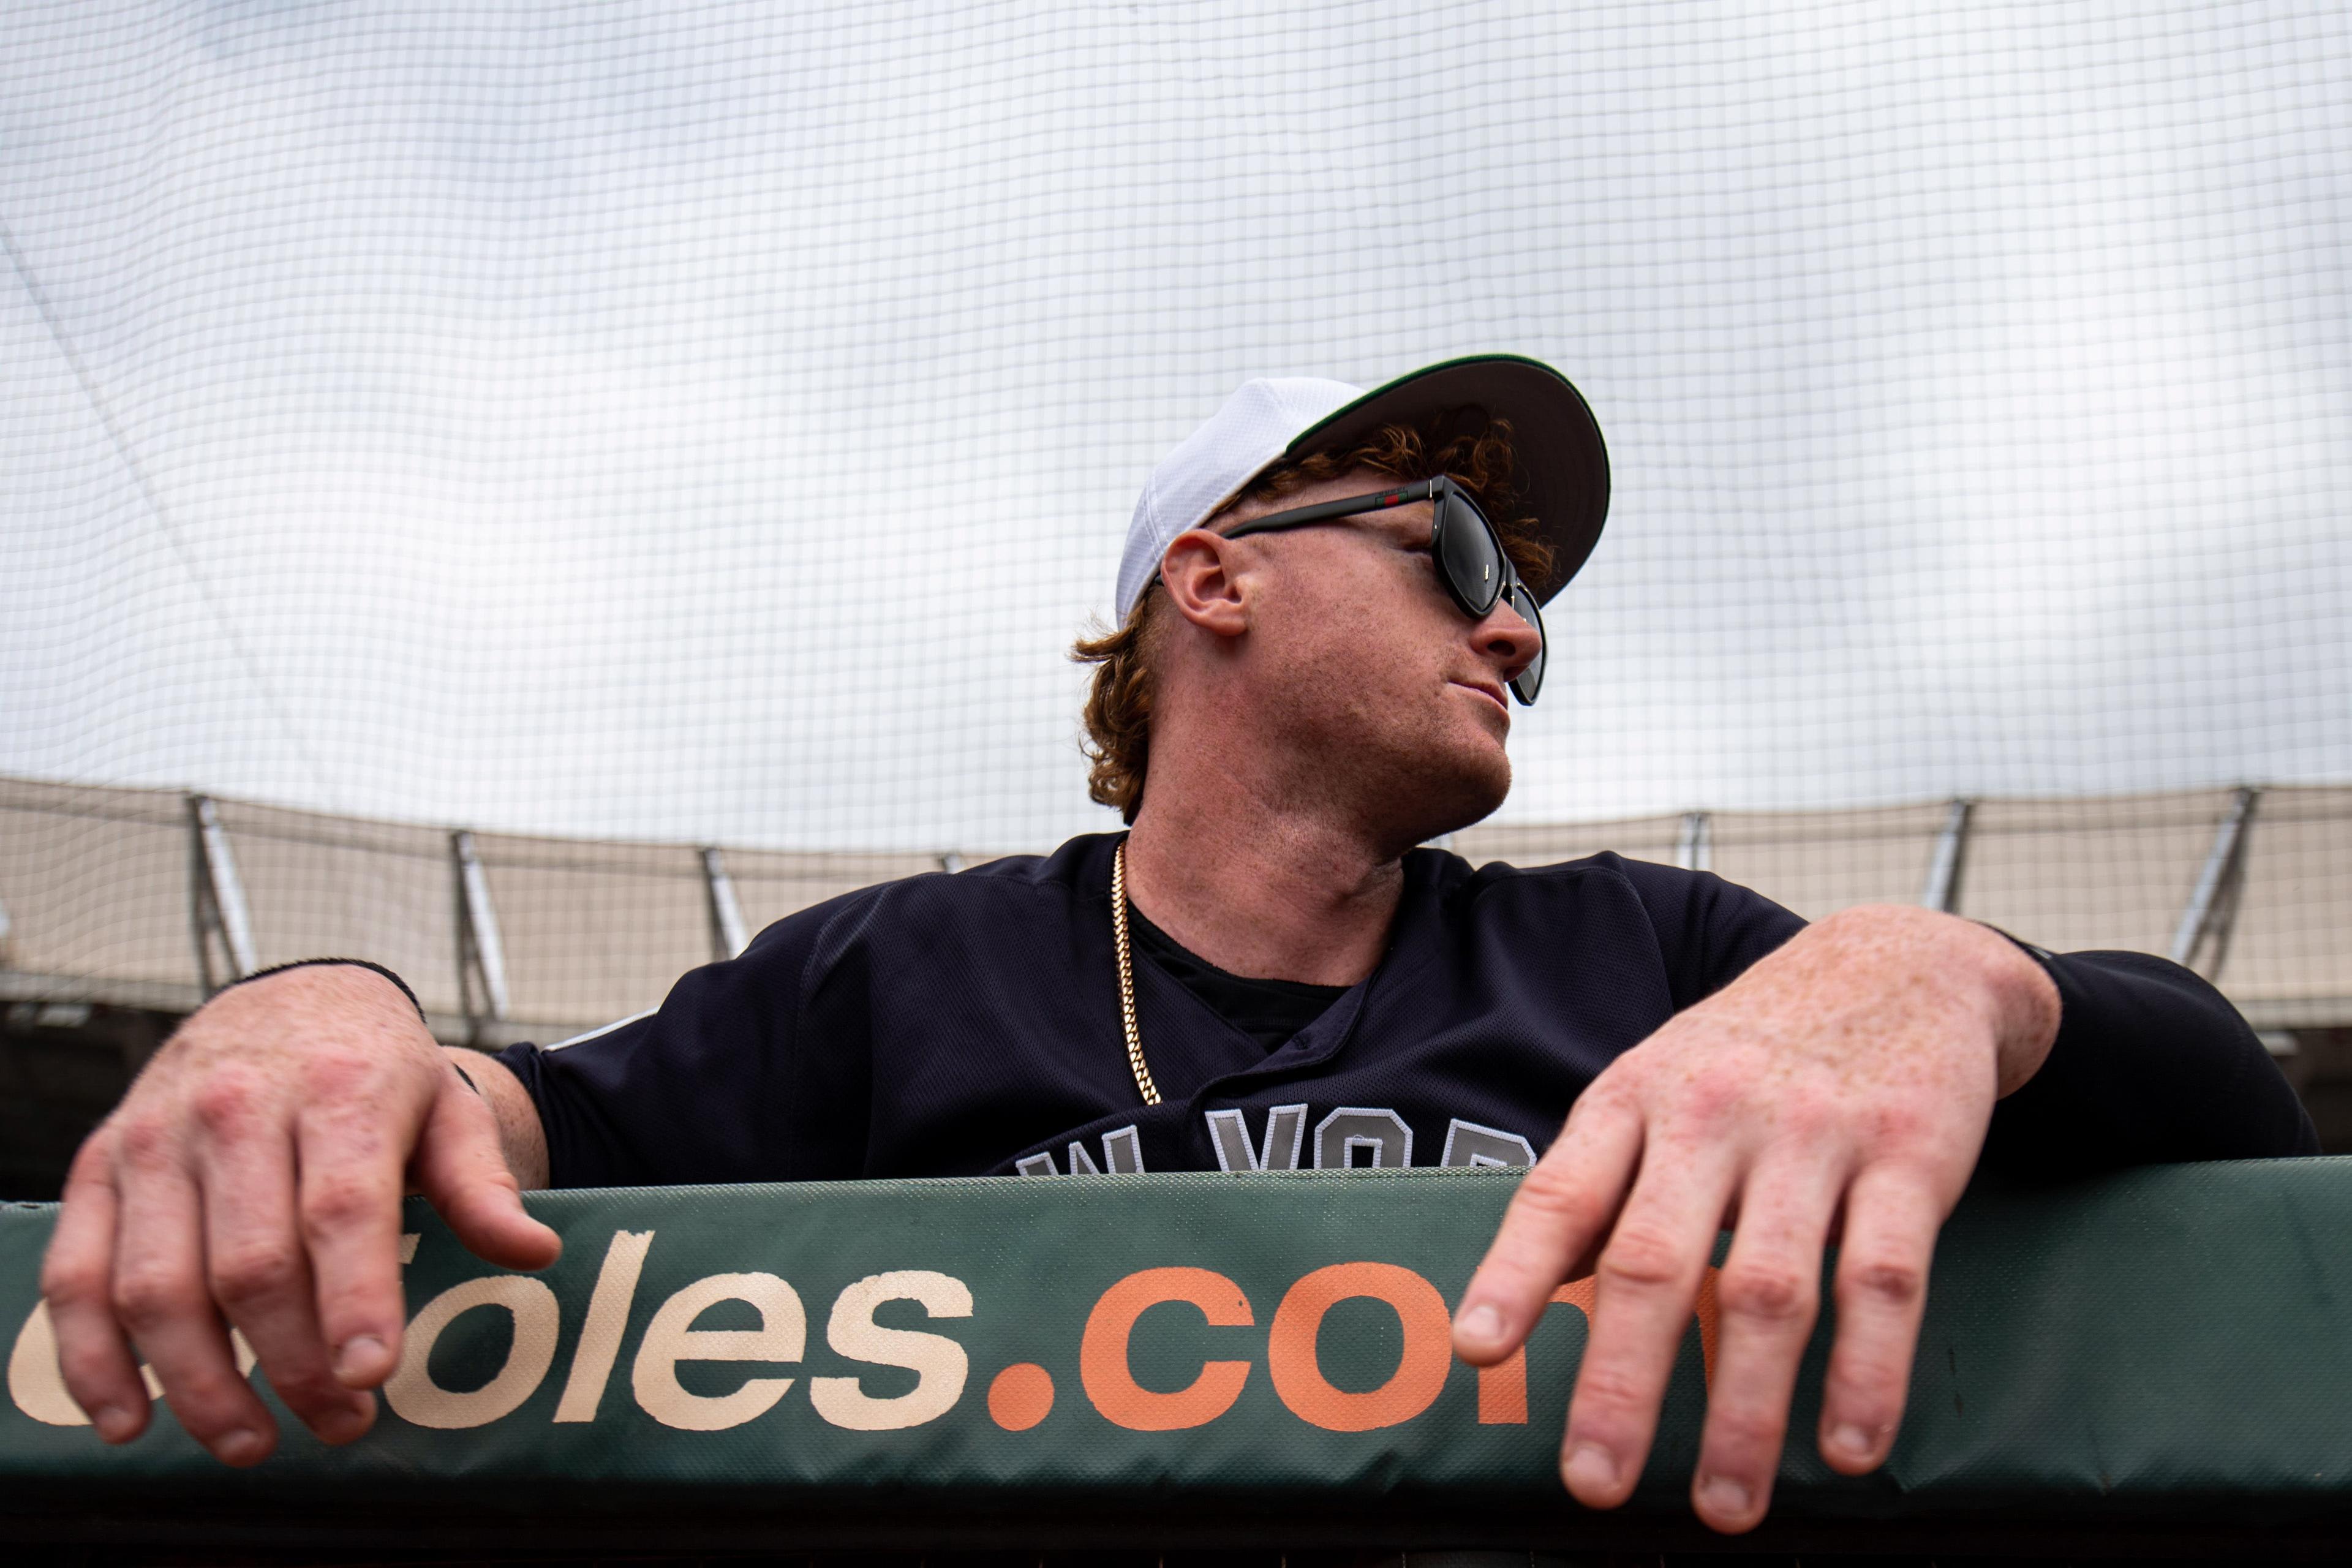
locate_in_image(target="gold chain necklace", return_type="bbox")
[1110,840,1162,1106]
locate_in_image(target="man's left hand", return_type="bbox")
[1450,905,2060,1534]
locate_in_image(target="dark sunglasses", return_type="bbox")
[1219,475,1547,704]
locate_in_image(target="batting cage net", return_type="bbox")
[4,3,2351,1178]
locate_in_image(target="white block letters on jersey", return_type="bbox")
[1016,1109,1536,1176]
[1014,1125,1146,1178]
[1205,1105,1308,1172]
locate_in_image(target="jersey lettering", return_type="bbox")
[1313,1107,1414,1169]
[1015,1124,1146,1177]
[1022,1109,1532,1175]
[1439,1118,1537,1169]
[1204,1104,1308,1172]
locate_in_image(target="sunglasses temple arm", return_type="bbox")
[1219,478,1444,540]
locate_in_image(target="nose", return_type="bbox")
[1478,597,1542,689]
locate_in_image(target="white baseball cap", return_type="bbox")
[1115,353,1610,621]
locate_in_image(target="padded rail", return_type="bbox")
[4,1161,2351,1555]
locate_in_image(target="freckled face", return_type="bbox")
[1213,470,1544,852]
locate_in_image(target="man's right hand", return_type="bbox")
[37,963,560,1464]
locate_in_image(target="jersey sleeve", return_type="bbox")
[1980,948,2320,1175]
[1605,854,1809,1008]
[492,892,863,1188]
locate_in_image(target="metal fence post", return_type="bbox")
[451,830,511,1042]
[1675,811,1712,873]
[2171,786,2261,979]
[701,846,750,962]
[187,794,257,995]
[1920,798,1974,913]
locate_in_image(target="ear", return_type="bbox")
[1158,529,1251,639]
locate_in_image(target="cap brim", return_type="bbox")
[1280,354,1609,603]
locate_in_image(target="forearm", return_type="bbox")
[442,1047,550,1191]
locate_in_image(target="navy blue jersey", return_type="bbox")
[497,834,2317,1186]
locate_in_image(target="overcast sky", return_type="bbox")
[4,1,2348,851]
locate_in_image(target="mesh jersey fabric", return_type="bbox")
[495,833,2317,1186]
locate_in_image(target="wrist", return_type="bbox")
[1966,922,2062,1096]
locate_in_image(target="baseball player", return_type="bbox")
[40,356,2315,1533]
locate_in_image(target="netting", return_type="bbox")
[7,0,2347,852]
[4,2,2352,1083]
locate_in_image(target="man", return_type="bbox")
[41,356,2315,1535]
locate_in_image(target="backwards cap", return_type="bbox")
[1115,355,1611,622]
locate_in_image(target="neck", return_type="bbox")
[1119,745,1406,987]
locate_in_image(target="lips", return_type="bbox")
[1450,679,1509,716]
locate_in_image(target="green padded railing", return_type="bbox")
[6,1161,2351,1553]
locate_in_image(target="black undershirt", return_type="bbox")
[1125,904,1350,1052]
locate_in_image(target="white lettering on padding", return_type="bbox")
[8,1301,83,1427]
[383,1275,561,1430]
[10,1301,250,1427]
[631,1272,805,1431]
[808,1270,973,1431]
[553,1229,654,1423]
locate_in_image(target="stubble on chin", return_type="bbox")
[1314,698,1513,856]
[1412,736,1512,845]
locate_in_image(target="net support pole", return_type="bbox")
[451,830,511,1042]
[701,846,750,962]
[2170,786,2261,977]
[186,794,257,995]
[1675,812,1712,873]
[1919,797,1974,912]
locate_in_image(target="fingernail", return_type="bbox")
[1563,1441,1618,1495]
[1700,1474,1753,1517]
[216,1427,268,1466]
[1831,1421,1876,1458]
[1457,1303,1502,1346]
[334,1335,387,1382]
[93,1403,135,1442]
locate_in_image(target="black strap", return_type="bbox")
[222,958,431,1028]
